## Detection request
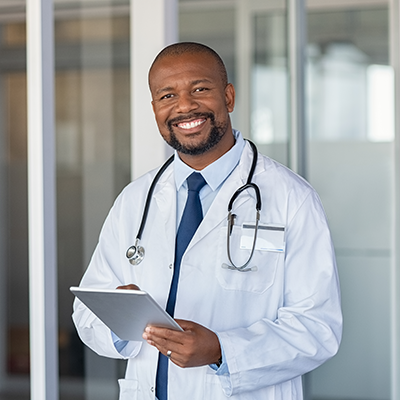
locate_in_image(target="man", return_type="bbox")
[73,42,342,400]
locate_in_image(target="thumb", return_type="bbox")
[174,319,196,331]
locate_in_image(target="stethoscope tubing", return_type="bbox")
[226,140,261,271]
[136,154,174,241]
[127,139,262,271]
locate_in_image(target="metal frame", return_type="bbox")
[234,0,252,139]
[234,0,307,174]
[288,0,307,177]
[0,71,6,392]
[390,1,400,398]
[308,0,388,8]
[26,0,58,399]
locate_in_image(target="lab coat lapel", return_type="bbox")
[153,165,176,252]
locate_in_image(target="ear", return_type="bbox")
[151,100,156,114]
[225,83,235,113]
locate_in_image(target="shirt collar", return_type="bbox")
[174,129,245,191]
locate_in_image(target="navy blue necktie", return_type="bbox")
[155,172,206,400]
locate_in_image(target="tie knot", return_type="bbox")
[187,172,206,193]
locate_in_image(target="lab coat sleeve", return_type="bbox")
[216,191,342,396]
[72,194,142,360]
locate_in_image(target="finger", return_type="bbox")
[143,333,184,364]
[147,335,196,368]
[116,284,140,290]
[143,325,185,344]
[142,327,188,360]
[143,329,182,354]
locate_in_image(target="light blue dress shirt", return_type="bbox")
[174,130,245,226]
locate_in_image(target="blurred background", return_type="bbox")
[0,0,396,399]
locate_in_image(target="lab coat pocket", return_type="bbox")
[118,378,139,400]
[216,225,281,293]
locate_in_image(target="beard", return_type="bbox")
[165,112,228,156]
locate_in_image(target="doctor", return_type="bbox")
[73,42,342,400]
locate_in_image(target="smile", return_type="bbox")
[176,118,206,130]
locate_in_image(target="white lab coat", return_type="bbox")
[73,141,342,400]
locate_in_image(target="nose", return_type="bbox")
[175,92,199,113]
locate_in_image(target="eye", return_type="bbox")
[194,87,209,93]
[160,93,174,100]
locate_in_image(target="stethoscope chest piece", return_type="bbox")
[126,239,145,265]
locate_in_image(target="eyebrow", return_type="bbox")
[155,78,213,95]
[156,86,174,95]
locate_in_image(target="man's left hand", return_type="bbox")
[142,319,222,368]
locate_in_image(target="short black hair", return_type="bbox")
[149,42,228,87]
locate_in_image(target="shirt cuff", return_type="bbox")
[209,334,230,375]
[111,331,129,353]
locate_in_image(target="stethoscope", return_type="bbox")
[126,140,262,272]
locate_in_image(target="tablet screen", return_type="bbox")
[71,286,183,341]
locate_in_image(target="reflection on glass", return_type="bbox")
[308,42,395,143]
[308,41,369,140]
[367,64,394,142]
[252,12,288,165]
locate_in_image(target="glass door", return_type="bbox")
[306,3,393,399]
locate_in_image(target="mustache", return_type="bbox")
[167,112,215,129]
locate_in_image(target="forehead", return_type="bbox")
[149,52,223,93]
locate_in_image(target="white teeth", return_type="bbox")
[178,119,205,129]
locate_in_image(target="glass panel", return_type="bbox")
[252,10,288,165]
[55,2,130,399]
[3,71,30,398]
[179,6,235,85]
[0,10,30,397]
[306,7,392,400]
[0,1,130,399]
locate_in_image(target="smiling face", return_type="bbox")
[149,51,235,170]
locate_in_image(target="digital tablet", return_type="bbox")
[70,286,183,341]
